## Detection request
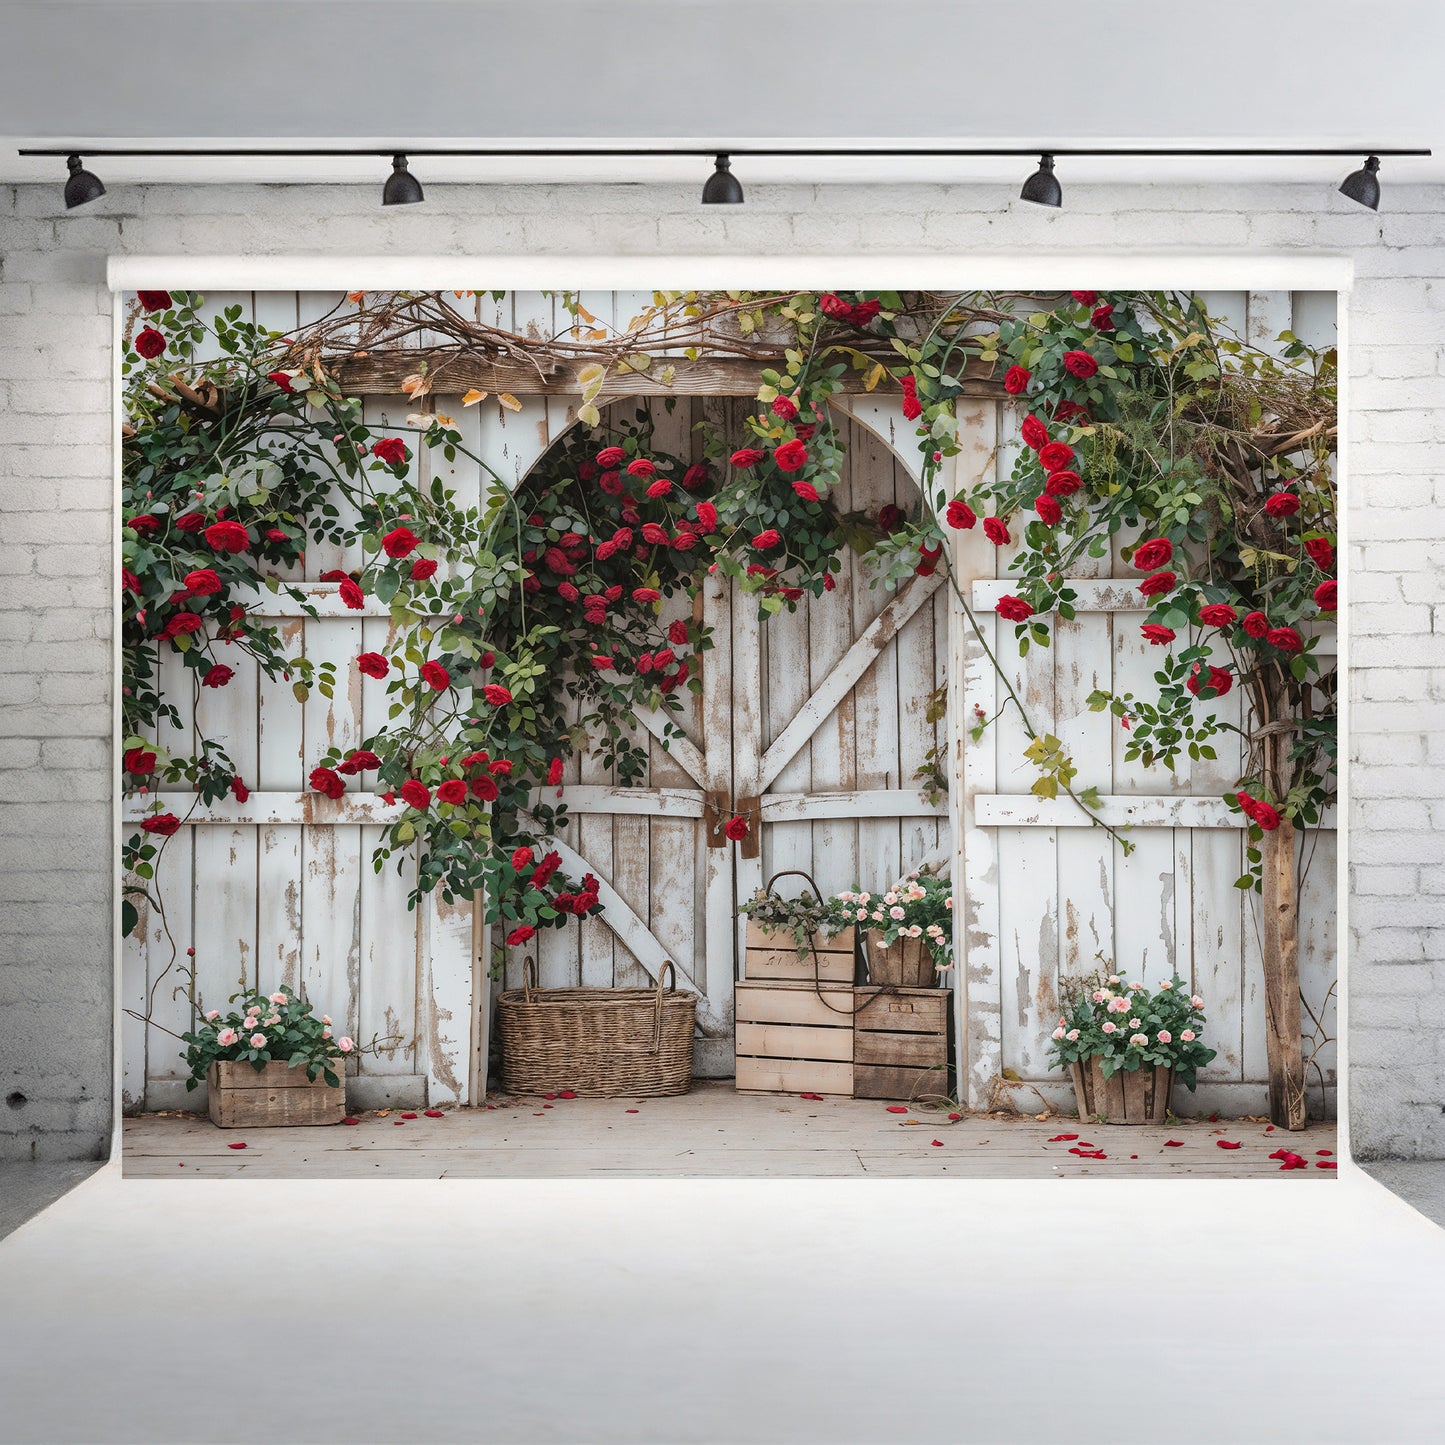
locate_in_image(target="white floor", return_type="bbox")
[2,1161,1444,1443]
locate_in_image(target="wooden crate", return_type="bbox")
[852,987,951,1100]
[744,921,856,984]
[734,980,855,1095]
[206,1060,346,1128]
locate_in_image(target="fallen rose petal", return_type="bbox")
[1317,1161,1338,1170]
[1217,1140,1242,1150]
[1316,1149,1333,1156]
[543,1104,553,1109]
[1208,1114,1219,1122]
[544,1093,557,1100]
[178,1162,185,1167]
[1269,1148,1290,1160]
[401,1111,418,1119]
[800,1092,824,1101]
[533,1112,544,1117]
[1049,1133,1080,1142]
[393,1120,405,1126]
[886,1105,909,1114]
[1265,1125,1275,1132]
[931,1139,943,1147]
[1164,1140,1185,1147]
[227,1142,247,1149]
[485,1104,496,1110]
[1077,1142,1093,1149]
[424,1109,444,1118]
[625,1108,639,1113]
[558,1091,577,1100]
[948,1113,962,1121]
[343,1116,360,1125]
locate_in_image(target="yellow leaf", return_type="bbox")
[577,363,606,389]
[436,413,454,427]
[497,393,522,412]
[401,373,430,398]
[864,363,887,393]
[461,388,488,406]
[577,403,601,428]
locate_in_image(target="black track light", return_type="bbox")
[63,154,105,209]
[1339,154,1381,210]
[382,153,424,206]
[1020,153,1062,208]
[701,154,744,205]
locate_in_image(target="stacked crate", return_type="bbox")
[733,923,953,1101]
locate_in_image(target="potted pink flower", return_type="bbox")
[842,873,952,988]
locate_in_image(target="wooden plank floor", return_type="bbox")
[122,1081,1339,1179]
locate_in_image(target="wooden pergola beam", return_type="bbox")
[333,348,1007,399]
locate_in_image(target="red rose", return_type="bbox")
[122,567,141,593]
[1045,470,1082,497]
[577,460,598,483]
[640,522,669,546]
[127,514,160,536]
[730,448,765,469]
[1314,579,1338,611]
[318,569,349,583]
[664,621,688,650]
[573,892,597,915]
[792,480,820,503]
[230,777,249,804]
[996,595,1033,622]
[773,439,809,472]
[346,750,381,771]
[510,845,533,873]
[794,423,816,441]
[1003,365,1031,396]
[137,290,172,312]
[1062,350,1098,379]
[1038,441,1075,472]
[752,529,782,551]
[357,652,389,679]
[400,779,431,810]
[983,517,1010,547]
[339,578,365,610]
[420,660,450,691]
[1053,399,1089,423]
[309,767,345,800]
[547,757,564,787]
[1252,800,1281,831]
[409,557,438,582]
[481,651,496,667]
[483,683,513,706]
[265,528,289,544]
[1138,571,1176,598]
[681,463,708,490]
[202,664,234,689]
[1242,610,1269,639]
[645,478,673,499]
[626,458,657,480]
[204,520,251,554]
[1186,663,1232,698]
[1034,494,1063,525]
[589,654,614,670]
[1267,626,1304,653]
[134,327,166,359]
[1264,491,1300,518]
[819,292,851,320]
[557,581,580,603]
[162,611,204,639]
[1019,415,1049,451]
[505,924,536,946]
[124,747,157,775]
[595,446,626,469]
[266,370,295,392]
[140,812,181,836]
[632,587,661,604]
[723,814,749,841]
[877,504,903,533]
[901,393,923,422]
[611,527,634,550]
[1090,304,1115,332]
[471,774,499,802]
[772,395,799,420]
[542,546,576,575]
[672,532,698,551]
[850,300,881,324]
[371,437,407,467]
[436,779,467,805]
[1304,537,1334,569]
[175,511,206,533]
[946,499,977,530]
[1141,624,1176,646]
[1198,603,1239,628]
[184,568,222,596]
[1070,291,1099,306]
[598,470,623,496]
[695,501,718,532]
[382,526,419,559]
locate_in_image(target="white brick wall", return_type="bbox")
[1,179,1440,1159]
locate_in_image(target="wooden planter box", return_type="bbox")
[207,1060,346,1129]
[744,921,856,985]
[864,931,939,988]
[1069,1058,1174,1125]
[854,987,951,1100]
[734,980,855,1096]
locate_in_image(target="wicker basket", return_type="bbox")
[497,959,696,1097]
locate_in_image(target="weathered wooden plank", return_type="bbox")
[975,795,1338,830]
[760,789,945,822]
[829,395,926,483]
[633,708,707,788]
[335,348,1006,400]
[734,1057,854,1097]
[421,889,473,1106]
[759,572,943,791]
[735,1022,855,1063]
[735,982,855,1027]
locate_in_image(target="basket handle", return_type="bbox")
[649,961,677,1051]
[764,867,826,902]
[522,955,538,1001]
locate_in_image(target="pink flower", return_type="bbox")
[1129,1018,1141,1029]
[322,1028,332,1039]
[906,924,923,938]
[1066,1029,1080,1041]
[1157,1030,1173,1044]
[1109,997,1130,1013]
[249,1032,267,1048]
[321,1015,332,1025]
[1129,1033,1149,1047]
[268,992,286,1005]
[1102,1021,1117,1034]
[204,1009,220,1022]
[338,1037,355,1053]
[1191,995,1204,1009]
[263,1014,280,1026]
[1181,1029,1196,1042]
[216,1028,238,1047]
[889,905,906,920]
[1091,989,1106,1003]
[1052,1027,1066,1040]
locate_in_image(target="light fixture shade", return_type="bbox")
[1020,153,1062,208]
[702,154,744,205]
[1339,154,1381,210]
[64,154,105,209]
[382,153,424,206]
